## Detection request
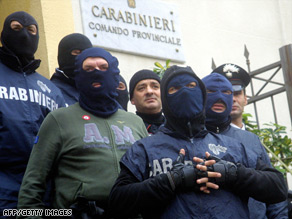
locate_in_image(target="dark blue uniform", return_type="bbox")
[222,125,288,218]
[51,68,79,106]
[202,72,288,219]
[121,127,250,218]
[0,57,66,214]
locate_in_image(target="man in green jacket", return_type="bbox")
[17,47,148,218]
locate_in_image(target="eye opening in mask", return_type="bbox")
[10,20,37,35]
[168,81,197,94]
[117,81,126,90]
[186,81,197,88]
[222,90,232,95]
[168,86,181,94]
[82,57,109,72]
[71,49,82,56]
[206,89,215,93]
[206,89,232,95]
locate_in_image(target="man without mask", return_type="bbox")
[202,73,288,218]
[51,33,92,106]
[18,47,148,218]
[129,69,165,135]
[0,11,66,215]
[108,65,287,219]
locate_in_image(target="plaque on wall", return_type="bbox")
[80,0,185,62]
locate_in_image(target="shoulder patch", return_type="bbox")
[82,115,91,120]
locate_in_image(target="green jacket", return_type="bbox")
[18,103,148,210]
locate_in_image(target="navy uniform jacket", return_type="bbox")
[0,57,66,214]
[50,69,79,106]
[221,125,288,219]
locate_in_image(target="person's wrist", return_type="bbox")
[166,172,176,191]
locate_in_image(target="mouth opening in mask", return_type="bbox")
[92,82,101,88]
[211,100,227,113]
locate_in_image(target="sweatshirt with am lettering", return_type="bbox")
[18,104,148,212]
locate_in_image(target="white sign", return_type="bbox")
[80,0,185,62]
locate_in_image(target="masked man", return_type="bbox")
[202,72,288,218]
[18,47,148,218]
[0,11,65,216]
[50,33,92,106]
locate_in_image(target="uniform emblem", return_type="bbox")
[208,143,227,155]
[82,115,91,120]
[117,121,125,124]
[223,64,240,78]
[128,0,136,8]
[37,80,51,93]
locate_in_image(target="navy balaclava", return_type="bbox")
[167,74,203,119]
[161,65,206,138]
[75,47,120,117]
[58,33,92,79]
[1,11,39,65]
[116,75,129,111]
[202,73,233,125]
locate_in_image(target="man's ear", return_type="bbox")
[130,98,135,105]
[244,95,248,106]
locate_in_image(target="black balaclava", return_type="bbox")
[116,75,129,111]
[161,65,206,138]
[202,73,233,133]
[57,33,92,79]
[75,47,120,118]
[1,11,39,66]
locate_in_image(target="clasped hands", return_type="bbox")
[167,149,238,194]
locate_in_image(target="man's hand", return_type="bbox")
[193,152,221,193]
[167,149,221,193]
[206,152,238,187]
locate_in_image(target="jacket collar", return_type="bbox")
[205,117,231,133]
[159,125,209,141]
[0,47,40,74]
[51,68,76,87]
